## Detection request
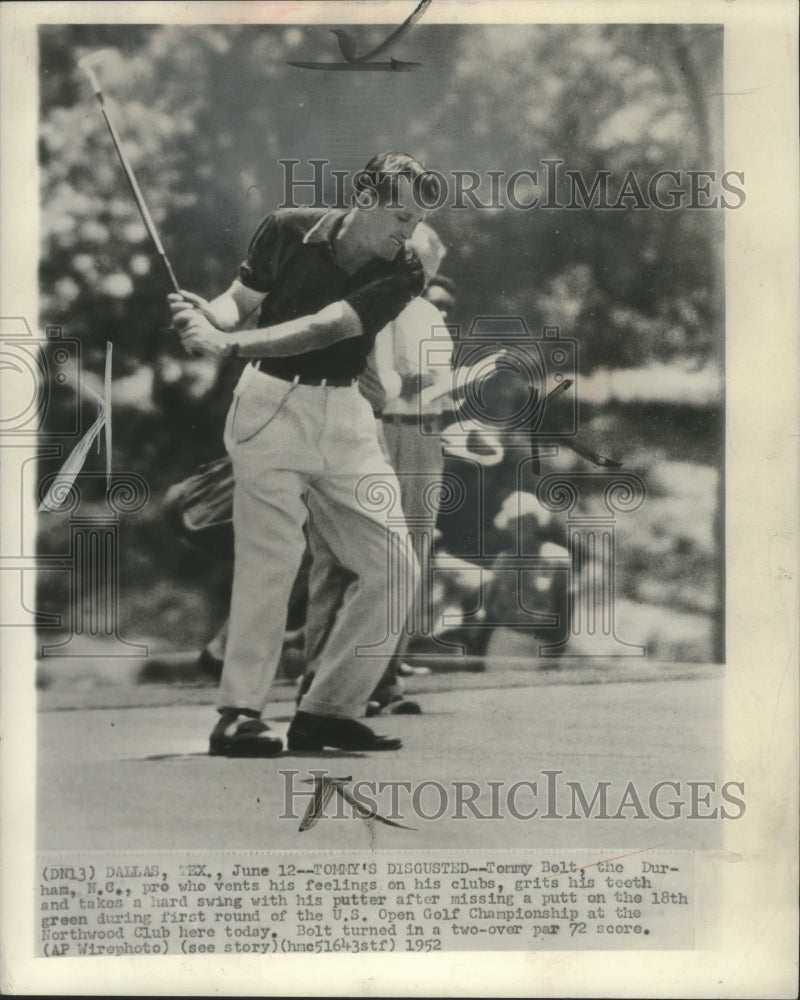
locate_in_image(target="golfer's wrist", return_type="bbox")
[221,334,267,358]
[228,329,277,358]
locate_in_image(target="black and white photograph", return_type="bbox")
[0,1,797,995]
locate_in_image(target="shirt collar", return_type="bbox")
[303,208,409,267]
[302,209,348,246]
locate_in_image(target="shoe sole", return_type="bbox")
[287,736,402,752]
[388,701,422,715]
[209,738,283,758]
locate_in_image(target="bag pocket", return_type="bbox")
[174,456,235,531]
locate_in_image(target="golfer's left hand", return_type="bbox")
[178,313,229,358]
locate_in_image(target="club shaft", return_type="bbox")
[93,92,181,294]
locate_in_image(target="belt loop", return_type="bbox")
[292,375,300,386]
[321,378,328,387]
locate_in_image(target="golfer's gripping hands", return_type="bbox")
[168,290,232,358]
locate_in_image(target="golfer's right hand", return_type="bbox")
[168,290,215,330]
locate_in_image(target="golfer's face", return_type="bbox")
[366,175,427,260]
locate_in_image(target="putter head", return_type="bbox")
[77,49,119,96]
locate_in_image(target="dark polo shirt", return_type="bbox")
[237,208,425,382]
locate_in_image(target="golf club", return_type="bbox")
[77,50,181,295]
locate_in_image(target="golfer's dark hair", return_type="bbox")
[353,151,439,207]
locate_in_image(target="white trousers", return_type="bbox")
[304,415,447,690]
[218,364,417,719]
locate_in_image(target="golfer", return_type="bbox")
[169,152,437,756]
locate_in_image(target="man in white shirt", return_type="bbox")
[303,263,457,714]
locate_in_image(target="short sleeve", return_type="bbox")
[391,297,452,378]
[344,249,425,339]
[237,213,282,293]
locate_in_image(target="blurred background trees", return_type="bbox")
[36,22,725,661]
